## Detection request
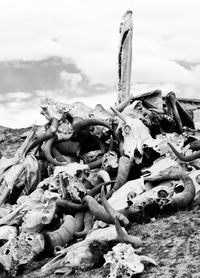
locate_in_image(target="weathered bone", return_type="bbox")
[41,226,120,276]
[104,242,157,278]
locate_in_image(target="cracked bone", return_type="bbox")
[112,108,154,163]
[108,177,146,210]
[104,243,157,278]
[41,226,124,276]
[0,232,45,273]
[0,225,17,243]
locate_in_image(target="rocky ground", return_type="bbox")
[1,125,200,278]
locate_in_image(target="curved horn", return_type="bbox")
[111,94,133,112]
[73,119,112,132]
[43,135,68,166]
[115,217,142,249]
[168,142,200,162]
[140,255,157,266]
[88,157,103,169]
[97,170,110,183]
[110,106,127,123]
[74,211,85,232]
[166,92,183,133]
[56,198,87,213]
[25,117,59,155]
[83,195,114,224]
[88,180,117,197]
[43,215,75,252]
[73,211,93,239]
[170,174,195,210]
[106,155,132,199]
[101,185,129,227]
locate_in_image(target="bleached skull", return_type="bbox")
[0,232,44,274]
[40,98,70,121]
[64,174,87,202]
[102,151,118,171]
[51,171,87,202]
[113,109,153,163]
[122,118,153,163]
[20,190,58,233]
[104,243,157,278]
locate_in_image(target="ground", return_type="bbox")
[1,125,200,278]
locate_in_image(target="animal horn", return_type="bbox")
[56,198,87,213]
[170,174,195,210]
[101,185,129,227]
[43,135,68,166]
[97,170,110,183]
[140,255,157,266]
[110,106,127,123]
[83,195,114,224]
[88,180,117,197]
[115,217,142,249]
[43,215,76,252]
[106,155,132,199]
[74,211,85,233]
[166,92,183,133]
[25,117,59,155]
[73,211,93,239]
[72,119,112,132]
[168,142,200,162]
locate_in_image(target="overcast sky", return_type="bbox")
[0,0,200,128]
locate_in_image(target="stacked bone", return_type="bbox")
[0,89,200,277]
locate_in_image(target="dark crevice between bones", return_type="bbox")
[88,239,118,268]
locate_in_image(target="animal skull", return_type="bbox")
[111,107,153,163]
[102,151,118,171]
[0,232,44,274]
[104,243,157,278]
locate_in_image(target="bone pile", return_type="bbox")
[0,89,200,277]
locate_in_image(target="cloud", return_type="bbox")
[0,0,200,128]
[77,51,117,86]
[60,71,82,91]
[132,54,191,84]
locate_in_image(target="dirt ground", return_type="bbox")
[1,125,200,278]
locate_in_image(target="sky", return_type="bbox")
[0,0,200,128]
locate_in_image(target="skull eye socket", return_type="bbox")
[123,125,131,134]
[76,170,83,178]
